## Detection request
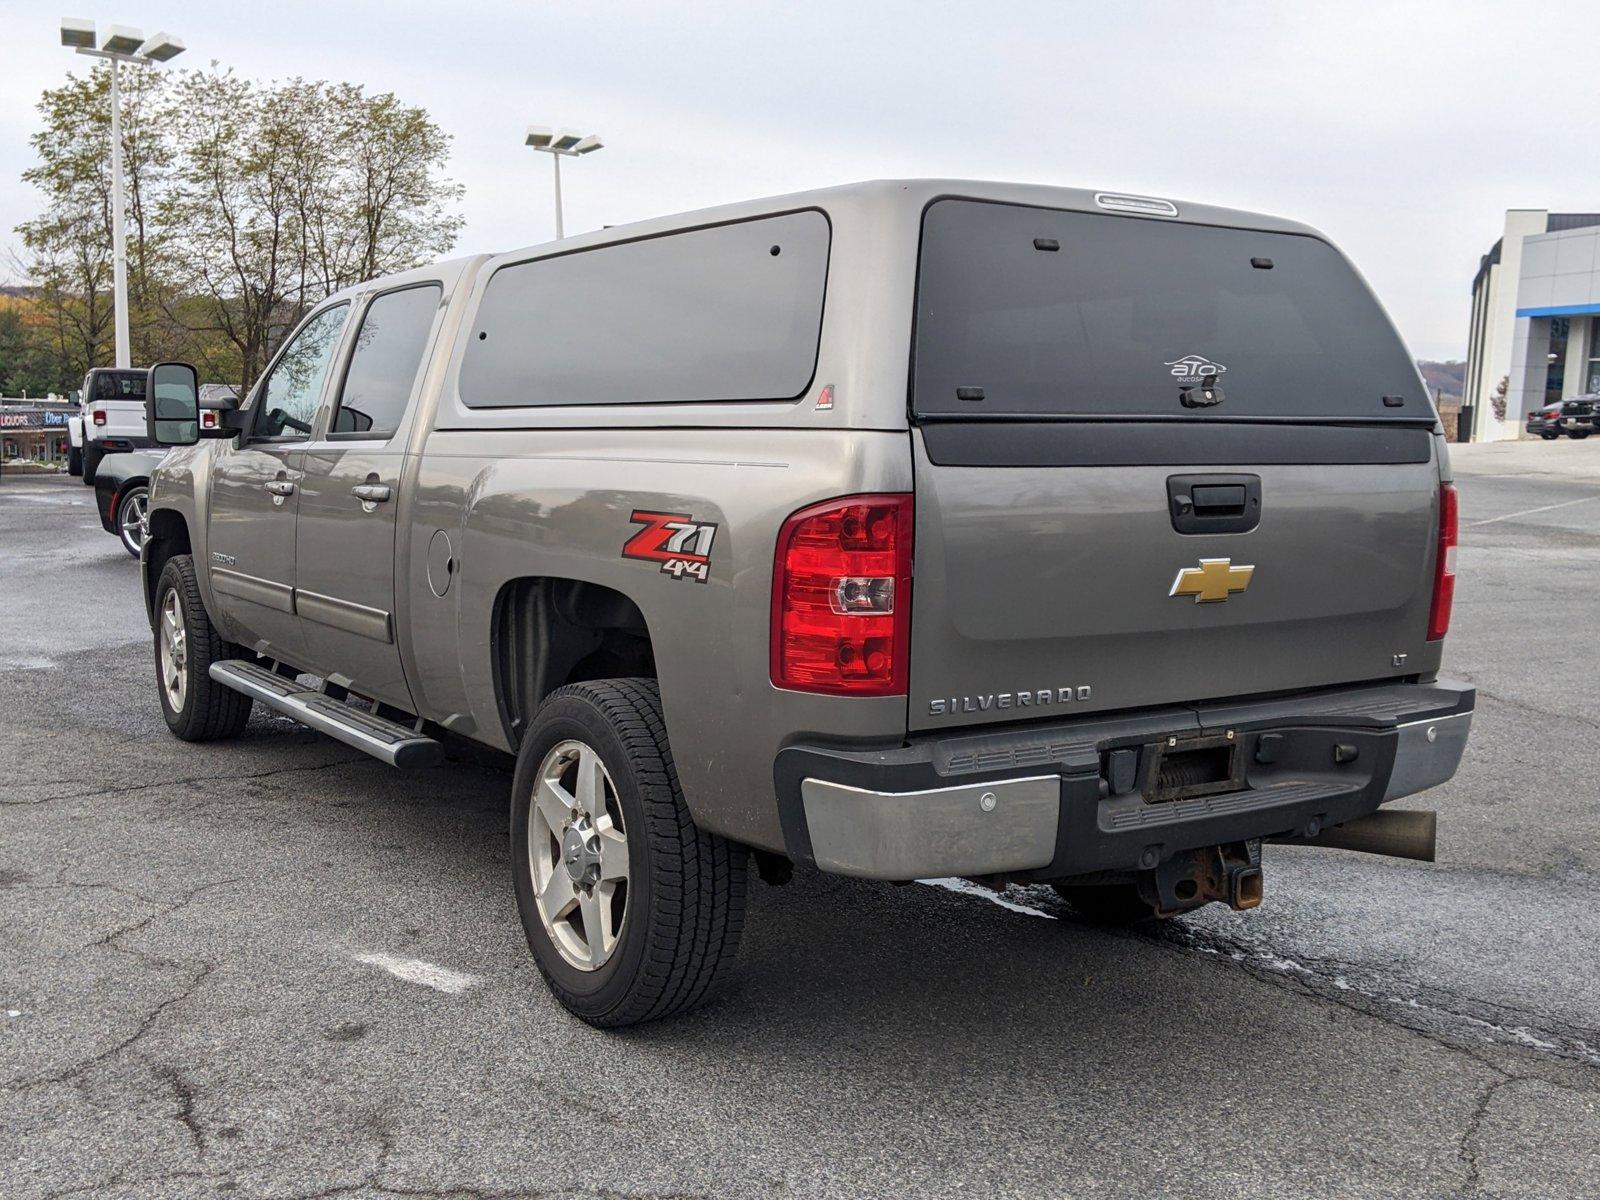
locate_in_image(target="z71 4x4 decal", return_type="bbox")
[621,510,717,584]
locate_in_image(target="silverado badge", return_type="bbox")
[1170,558,1254,603]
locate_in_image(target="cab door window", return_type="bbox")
[330,284,442,439]
[251,304,350,440]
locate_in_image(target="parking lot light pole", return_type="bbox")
[59,19,186,369]
[524,127,603,240]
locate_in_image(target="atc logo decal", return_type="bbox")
[622,510,718,584]
[1163,354,1228,385]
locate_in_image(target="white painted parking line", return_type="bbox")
[1467,495,1598,527]
[918,877,1056,919]
[354,952,482,994]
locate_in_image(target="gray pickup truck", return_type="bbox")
[141,180,1472,1026]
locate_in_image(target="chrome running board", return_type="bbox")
[209,659,442,768]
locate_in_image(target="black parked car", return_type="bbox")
[93,448,168,556]
[90,385,240,556]
[1527,397,1593,439]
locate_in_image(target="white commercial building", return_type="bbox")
[1463,210,1600,441]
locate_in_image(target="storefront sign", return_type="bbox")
[0,407,76,430]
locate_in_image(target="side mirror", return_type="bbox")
[146,361,202,446]
[146,363,245,444]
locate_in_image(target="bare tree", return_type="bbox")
[14,62,463,396]
[328,84,464,287]
[160,67,304,392]
[14,61,170,384]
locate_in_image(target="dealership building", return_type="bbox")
[0,401,75,462]
[1464,209,1600,441]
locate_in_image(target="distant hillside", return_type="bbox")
[1419,360,1465,406]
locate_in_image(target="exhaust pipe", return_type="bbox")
[1288,809,1437,863]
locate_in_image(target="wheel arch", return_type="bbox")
[490,576,658,750]
[143,506,192,626]
[109,475,152,553]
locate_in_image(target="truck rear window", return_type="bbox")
[912,199,1422,422]
[92,371,146,401]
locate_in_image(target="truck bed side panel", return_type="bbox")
[405,427,912,850]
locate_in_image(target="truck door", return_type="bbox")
[292,283,443,710]
[207,303,350,663]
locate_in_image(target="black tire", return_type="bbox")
[510,678,747,1027]
[1541,432,1560,441]
[153,554,253,741]
[67,446,83,476]
[81,444,103,485]
[1052,882,1165,926]
[1571,431,1590,440]
[116,485,148,557]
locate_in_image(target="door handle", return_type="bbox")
[351,483,392,503]
[1166,474,1261,535]
[1188,484,1247,513]
[264,479,296,497]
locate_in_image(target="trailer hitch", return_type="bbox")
[1141,840,1263,916]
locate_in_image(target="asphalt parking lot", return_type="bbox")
[3,441,1598,1200]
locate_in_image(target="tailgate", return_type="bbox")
[909,442,1440,730]
[98,402,148,439]
[907,198,1443,732]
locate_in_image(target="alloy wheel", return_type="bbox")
[119,489,149,555]
[158,588,188,712]
[527,739,630,971]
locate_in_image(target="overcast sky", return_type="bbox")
[0,0,1588,360]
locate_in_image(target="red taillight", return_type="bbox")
[771,494,913,696]
[1427,483,1458,641]
[92,410,107,426]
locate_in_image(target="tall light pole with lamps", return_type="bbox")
[59,18,186,369]
[524,127,602,240]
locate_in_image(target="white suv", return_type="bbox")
[78,367,155,483]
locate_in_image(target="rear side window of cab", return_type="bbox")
[458,209,830,407]
[91,370,147,400]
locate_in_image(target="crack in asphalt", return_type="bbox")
[34,1169,208,1200]
[1468,683,1600,735]
[1133,918,1600,1200]
[978,878,1600,1084]
[1152,922,1600,1069]
[1454,1073,1515,1199]
[152,1062,208,1157]
[1,756,364,807]
[4,959,218,1097]
[2,877,240,1098]
[272,1183,719,1200]
[87,876,244,959]
[8,871,152,905]
[26,1161,724,1200]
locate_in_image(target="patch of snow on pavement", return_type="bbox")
[918,877,1056,919]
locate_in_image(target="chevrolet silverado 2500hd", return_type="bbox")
[140,181,1473,1026]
